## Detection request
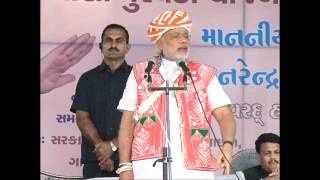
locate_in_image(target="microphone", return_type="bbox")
[176,58,190,76]
[144,57,156,87]
[144,57,156,78]
[176,58,190,88]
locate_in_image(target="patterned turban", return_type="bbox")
[147,10,192,43]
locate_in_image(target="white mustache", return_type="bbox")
[177,46,188,50]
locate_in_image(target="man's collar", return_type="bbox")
[98,60,130,72]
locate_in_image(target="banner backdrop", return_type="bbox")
[41,0,279,178]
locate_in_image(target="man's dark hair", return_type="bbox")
[101,24,129,44]
[255,133,280,153]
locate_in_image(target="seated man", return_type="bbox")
[242,133,280,180]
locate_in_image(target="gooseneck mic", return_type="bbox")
[176,58,190,88]
[176,58,190,76]
[144,57,156,87]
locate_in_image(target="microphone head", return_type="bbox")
[176,58,190,75]
[147,57,156,64]
[144,57,156,78]
[176,58,188,66]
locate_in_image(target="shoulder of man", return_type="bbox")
[133,60,148,66]
[188,59,216,69]
[188,60,218,77]
[242,165,265,180]
[80,64,104,77]
[132,57,158,71]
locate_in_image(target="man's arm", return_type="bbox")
[118,111,135,180]
[213,105,236,143]
[76,111,114,171]
[213,104,236,175]
[76,111,104,146]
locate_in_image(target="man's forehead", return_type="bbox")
[163,27,189,36]
[261,142,280,150]
[104,29,126,37]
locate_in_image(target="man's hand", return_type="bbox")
[94,141,113,162]
[216,143,233,175]
[119,170,134,180]
[264,163,280,180]
[41,33,95,94]
[99,158,114,172]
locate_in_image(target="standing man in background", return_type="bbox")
[70,24,132,179]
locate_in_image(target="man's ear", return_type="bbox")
[155,40,162,49]
[155,40,164,54]
[126,44,131,53]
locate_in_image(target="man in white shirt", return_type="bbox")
[117,9,236,180]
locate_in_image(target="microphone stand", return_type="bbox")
[150,80,186,180]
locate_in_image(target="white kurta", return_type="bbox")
[118,59,231,179]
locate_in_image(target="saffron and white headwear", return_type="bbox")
[147,10,192,43]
